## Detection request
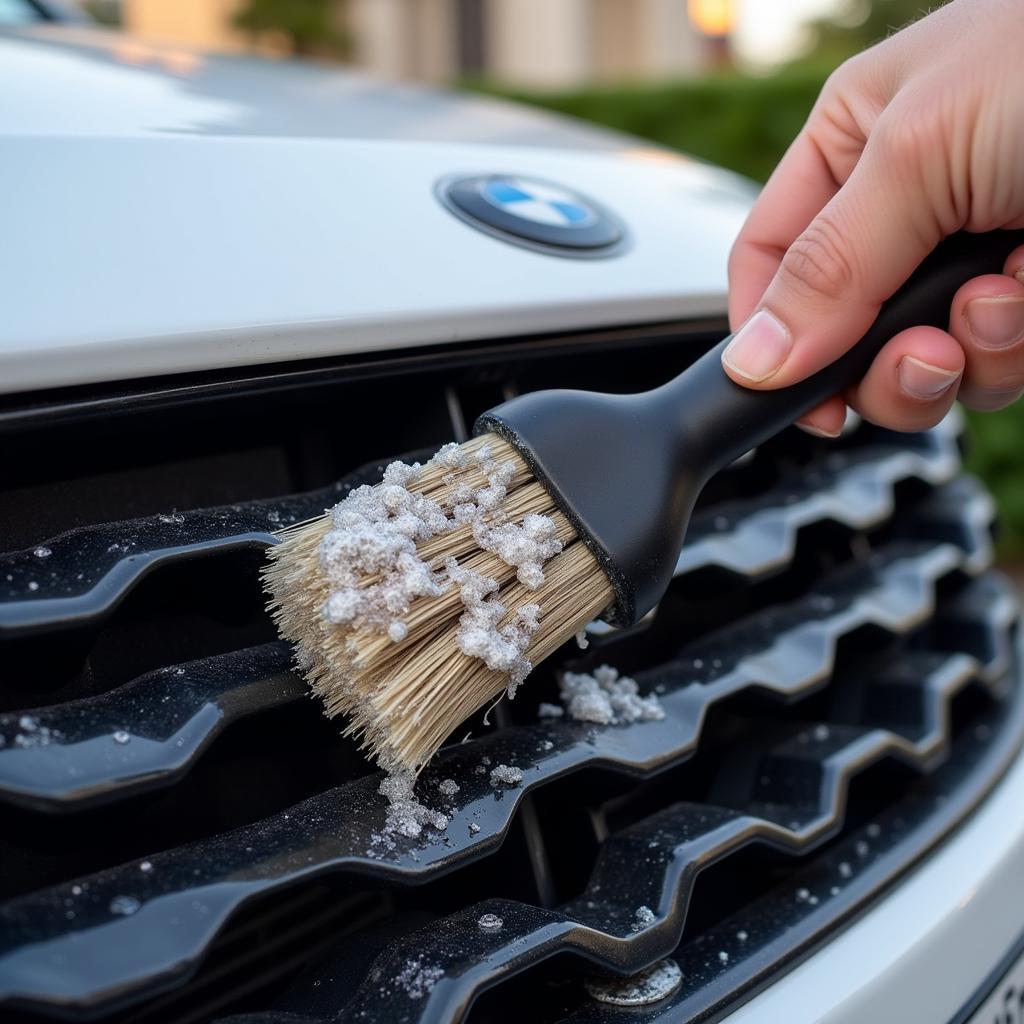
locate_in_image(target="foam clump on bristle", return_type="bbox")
[557,665,665,725]
[473,513,563,590]
[263,432,616,772]
[319,470,449,640]
[446,558,540,698]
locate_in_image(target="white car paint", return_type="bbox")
[0,26,752,396]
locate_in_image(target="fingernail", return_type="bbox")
[1014,268,1024,285]
[965,295,1024,349]
[796,419,841,439]
[722,310,792,383]
[898,356,961,399]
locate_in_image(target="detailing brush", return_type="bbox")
[264,229,1024,772]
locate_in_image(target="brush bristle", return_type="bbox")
[262,433,614,771]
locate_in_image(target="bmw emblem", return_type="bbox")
[438,174,627,257]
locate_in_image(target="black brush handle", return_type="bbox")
[479,228,1024,626]
[665,228,1024,472]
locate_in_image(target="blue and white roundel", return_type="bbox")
[439,173,626,257]
[479,177,598,229]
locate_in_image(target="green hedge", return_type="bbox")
[476,72,1024,557]
[482,70,826,184]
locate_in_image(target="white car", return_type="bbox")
[0,11,1022,1024]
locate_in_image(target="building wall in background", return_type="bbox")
[123,0,713,84]
[124,0,249,51]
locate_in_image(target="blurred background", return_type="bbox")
[28,0,1024,561]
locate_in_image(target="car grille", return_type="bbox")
[0,322,1020,1024]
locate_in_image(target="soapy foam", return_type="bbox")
[556,665,665,725]
[318,443,558,701]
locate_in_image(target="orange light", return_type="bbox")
[688,0,735,37]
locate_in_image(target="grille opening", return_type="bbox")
[3,550,274,713]
[105,886,394,1024]
[463,951,589,1024]
[0,700,359,901]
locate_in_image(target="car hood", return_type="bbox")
[0,24,755,397]
[0,23,629,147]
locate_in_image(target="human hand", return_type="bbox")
[723,0,1024,436]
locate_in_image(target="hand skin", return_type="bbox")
[723,0,1024,436]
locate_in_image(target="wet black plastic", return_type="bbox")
[479,229,1024,624]
[0,534,1014,1018]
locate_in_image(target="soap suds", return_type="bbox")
[556,665,665,725]
[318,441,558,699]
[446,560,540,698]
[395,956,444,1000]
[437,778,460,797]
[489,764,523,787]
[9,715,63,750]
[471,513,562,590]
[632,905,657,931]
[377,770,449,840]
[537,702,564,719]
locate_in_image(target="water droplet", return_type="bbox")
[478,913,503,932]
[19,715,38,732]
[33,547,51,559]
[71,885,82,896]
[812,724,830,742]
[830,886,841,896]
[855,840,870,857]
[838,861,853,878]
[714,515,729,531]
[139,861,153,873]
[109,895,141,916]
[795,887,811,903]
[112,730,131,745]
[27,581,39,592]
[866,823,881,838]
[718,950,729,964]
[737,930,748,942]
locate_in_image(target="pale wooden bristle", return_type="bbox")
[262,433,615,771]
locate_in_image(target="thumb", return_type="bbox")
[722,127,946,390]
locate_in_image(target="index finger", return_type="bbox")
[728,128,848,329]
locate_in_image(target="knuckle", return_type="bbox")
[777,218,857,304]
[874,99,943,165]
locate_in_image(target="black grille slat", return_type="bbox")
[0,644,301,811]
[675,416,959,579]
[0,447,438,637]
[0,526,1006,1018]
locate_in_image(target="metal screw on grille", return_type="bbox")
[584,958,683,1006]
